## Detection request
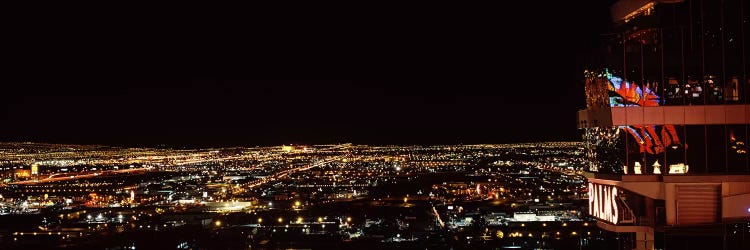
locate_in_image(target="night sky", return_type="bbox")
[1,1,614,147]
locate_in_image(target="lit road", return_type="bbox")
[171,155,254,166]
[10,167,152,185]
[240,155,346,190]
[432,205,445,228]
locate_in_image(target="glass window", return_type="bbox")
[727,125,749,172]
[706,125,727,172]
[723,0,744,103]
[685,125,707,173]
[664,125,686,172]
[583,127,627,173]
[703,0,724,105]
[624,126,647,173]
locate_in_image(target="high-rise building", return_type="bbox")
[578,0,749,249]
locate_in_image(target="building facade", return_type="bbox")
[578,0,750,249]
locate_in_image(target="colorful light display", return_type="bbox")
[603,70,684,155]
[583,69,691,174]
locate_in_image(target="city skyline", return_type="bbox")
[0,141,598,249]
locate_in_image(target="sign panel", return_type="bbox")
[588,183,619,224]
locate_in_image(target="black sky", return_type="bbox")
[1,2,614,147]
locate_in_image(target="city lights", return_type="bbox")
[2,138,732,249]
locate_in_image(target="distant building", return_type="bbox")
[30,164,39,175]
[578,0,750,249]
[14,169,31,178]
[510,212,557,222]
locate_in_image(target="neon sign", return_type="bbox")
[583,70,689,174]
[588,183,619,224]
[604,72,683,155]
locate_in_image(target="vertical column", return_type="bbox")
[635,231,655,250]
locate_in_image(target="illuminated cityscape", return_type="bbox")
[0,142,607,249]
[2,0,749,249]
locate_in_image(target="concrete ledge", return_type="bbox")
[578,105,750,128]
[597,221,654,233]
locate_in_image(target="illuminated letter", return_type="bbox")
[603,186,611,222]
[592,184,599,218]
[598,185,604,221]
[611,187,619,224]
[589,183,594,216]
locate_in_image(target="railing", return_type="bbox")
[637,216,654,227]
[618,196,636,224]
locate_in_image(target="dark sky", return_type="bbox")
[1,2,613,147]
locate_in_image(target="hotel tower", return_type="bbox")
[578,0,750,249]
